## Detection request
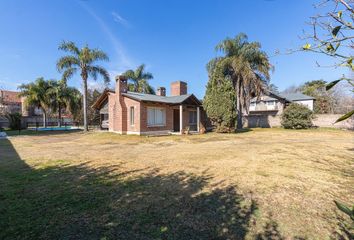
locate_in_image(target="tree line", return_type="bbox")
[8,41,155,131]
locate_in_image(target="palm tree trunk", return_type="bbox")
[236,83,243,130]
[82,75,89,132]
[43,111,47,128]
[58,105,62,127]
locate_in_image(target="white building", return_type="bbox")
[249,92,315,114]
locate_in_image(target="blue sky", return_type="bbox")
[0,0,348,98]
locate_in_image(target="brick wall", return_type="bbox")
[108,92,142,133]
[244,113,353,129]
[313,114,353,129]
[140,103,174,133]
[171,81,187,96]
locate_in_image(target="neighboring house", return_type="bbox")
[93,76,206,135]
[247,91,315,128]
[0,90,73,128]
[249,92,315,115]
[0,90,22,114]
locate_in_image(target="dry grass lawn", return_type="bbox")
[0,128,353,239]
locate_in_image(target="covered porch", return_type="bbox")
[171,95,202,134]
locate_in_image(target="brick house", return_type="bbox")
[0,90,22,114]
[92,76,207,135]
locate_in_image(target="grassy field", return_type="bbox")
[0,128,353,239]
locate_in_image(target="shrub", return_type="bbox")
[5,113,22,130]
[281,103,314,129]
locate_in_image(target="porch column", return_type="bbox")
[197,106,200,132]
[179,105,183,134]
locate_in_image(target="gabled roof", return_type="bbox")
[250,91,289,103]
[92,89,202,109]
[281,92,315,101]
[91,89,114,109]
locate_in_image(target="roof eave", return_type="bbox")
[91,89,113,109]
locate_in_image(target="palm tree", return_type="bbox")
[18,77,54,128]
[57,41,110,131]
[211,33,272,129]
[50,80,82,127]
[123,64,155,94]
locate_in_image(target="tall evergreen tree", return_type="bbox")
[203,65,237,132]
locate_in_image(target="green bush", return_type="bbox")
[281,103,314,129]
[5,113,22,130]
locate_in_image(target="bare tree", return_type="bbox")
[300,0,353,122]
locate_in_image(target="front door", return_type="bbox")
[173,109,180,132]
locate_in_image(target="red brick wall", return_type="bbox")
[170,81,187,96]
[108,92,141,133]
[140,103,174,133]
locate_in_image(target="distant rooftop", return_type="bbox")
[280,92,315,101]
[250,92,315,103]
[0,90,21,104]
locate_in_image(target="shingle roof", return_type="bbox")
[0,90,21,104]
[92,90,202,109]
[281,92,315,101]
[122,91,196,104]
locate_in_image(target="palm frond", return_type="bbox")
[91,49,109,62]
[57,56,80,72]
[58,41,80,55]
[62,68,78,82]
[123,69,135,79]
[87,65,110,84]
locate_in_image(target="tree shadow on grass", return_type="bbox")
[330,213,353,240]
[0,138,258,240]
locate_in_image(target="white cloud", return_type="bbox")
[111,12,131,28]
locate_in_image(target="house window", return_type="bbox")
[147,107,166,126]
[266,101,276,106]
[130,106,134,125]
[189,110,197,124]
[250,102,256,107]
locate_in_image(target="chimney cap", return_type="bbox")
[171,80,187,85]
[115,75,127,81]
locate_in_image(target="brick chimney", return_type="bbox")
[115,75,128,94]
[156,87,166,96]
[170,81,187,96]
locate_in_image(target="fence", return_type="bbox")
[245,114,354,129]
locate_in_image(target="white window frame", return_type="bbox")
[130,106,135,126]
[147,107,166,127]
